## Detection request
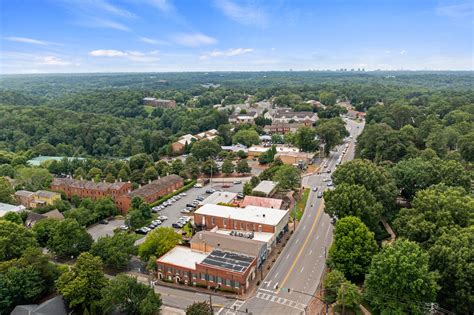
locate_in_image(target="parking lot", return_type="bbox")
[87,218,125,241]
[135,178,249,245]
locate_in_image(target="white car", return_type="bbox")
[323,177,330,182]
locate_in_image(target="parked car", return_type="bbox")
[181,209,191,214]
[237,192,244,199]
[152,220,162,225]
[327,181,333,187]
[317,191,323,198]
[323,177,330,182]
[186,206,194,211]
[157,215,168,221]
[233,180,242,184]
[312,186,318,192]
[205,189,216,194]
[99,219,109,224]
[135,228,147,234]
[172,222,184,229]
[119,225,129,231]
[192,200,200,205]
[186,203,197,208]
[148,223,157,229]
[196,196,205,201]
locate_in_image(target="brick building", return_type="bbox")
[194,204,289,245]
[156,246,257,294]
[263,122,303,134]
[143,98,177,108]
[51,178,132,212]
[115,175,183,212]
[15,190,61,209]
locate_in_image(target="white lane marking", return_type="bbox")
[309,249,313,256]
[302,225,306,231]
[265,280,272,288]
[274,272,279,279]
[286,254,290,260]
[259,288,276,294]
[295,239,299,244]
[300,266,304,273]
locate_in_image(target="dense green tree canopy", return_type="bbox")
[100,274,162,315]
[186,301,213,315]
[273,164,301,190]
[90,233,136,269]
[56,252,108,310]
[0,221,38,261]
[232,129,261,147]
[47,219,93,258]
[364,240,439,315]
[315,118,349,156]
[190,140,221,161]
[324,184,383,234]
[394,184,473,246]
[328,216,378,281]
[0,176,14,203]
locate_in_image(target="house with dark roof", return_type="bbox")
[264,108,318,125]
[25,209,65,227]
[11,295,67,315]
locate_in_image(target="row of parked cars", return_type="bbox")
[135,215,169,234]
[151,192,187,212]
[172,216,191,229]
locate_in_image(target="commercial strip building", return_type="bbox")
[240,195,283,209]
[264,108,318,126]
[252,180,278,197]
[263,122,304,134]
[156,246,257,294]
[275,151,314,166]
[194,203,289,248]
[247,145,300,158]
[15,190,61,209]
[199,191,237,206]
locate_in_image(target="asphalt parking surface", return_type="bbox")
[87,218,125,241]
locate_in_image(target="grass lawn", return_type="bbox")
[292,188,310,221]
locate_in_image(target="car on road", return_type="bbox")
[196,196,205,201]
[237,192,244,199]
[317,191,323,198]
[323,177,330,182]
[327,181,333,187]
[312,186,318,192]
[233,180,242,184]
[323,163,328,168]
[99,219,109,224]
[205,189,216,194]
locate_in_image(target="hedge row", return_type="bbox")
[149,179,197,207]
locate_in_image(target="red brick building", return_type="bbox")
[51,178,131,210]
[115,175,183,212]
[156,246,257,294]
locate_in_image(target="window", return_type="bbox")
[235,282,240,288]
[192,274,197,279]
[211,217,215,225]
[217,277,222,284]
[240,222,244,230]
[233,221,237,229]
[209,275,215,282]
[200,273,206,280]
[223,219,227,227]
[225,279,231,286]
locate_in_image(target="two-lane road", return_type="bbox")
[227,118,364,315]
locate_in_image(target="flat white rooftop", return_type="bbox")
[0,203,25,217]
[157,246,208,270]
[214,228,274,244]
[252,180,278,195]
[200,191,237,206]
[195,203,288,226]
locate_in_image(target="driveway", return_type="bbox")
[87,219,124,241]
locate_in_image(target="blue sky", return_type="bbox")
[0,0,472,73]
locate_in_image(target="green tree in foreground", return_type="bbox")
[364,240,439,315]
[324,183,383,235]
[221,159,235,175]
[328,216,378,281]
[2,211,23,225]
[32,218,60,247]
[186,301,213,315]
[90,232,136,269]
[47,218,93,258]
[337,281,362,311]
[428,226,473,314]
[0,220,38,261]
[273,164,300,190]
[100,274,162,315]
[323,270,346,304]
[236,159,251,174]
[138,227,182,261]
[56,252,108,310]
[232,129,260,147]
[0,176,14,203]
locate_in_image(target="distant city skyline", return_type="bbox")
[1,0,473,74]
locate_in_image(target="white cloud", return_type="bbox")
[436,1,473,18]
[90,49,128,57]
[89,49,160,62]
[38,56,71,66]
[173,32,217,47]
[90,18,130,31]
[400,50,407,55]
[139,36,169,45]
[214,0,268,27]
[140,0,174,13]
[4,37,49,45]
[200,48,254,60]
[384,50,391,54]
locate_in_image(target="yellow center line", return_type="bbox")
[278,198,325,291]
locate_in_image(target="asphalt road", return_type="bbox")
[228,118,365,315]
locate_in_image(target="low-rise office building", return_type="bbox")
[275,151,314,166]
[15,190,61,208]
[199,191,237,206]
[240,195,283,209]
[252,180,278,197]
[156,246,257,294]
[263,122,304,134]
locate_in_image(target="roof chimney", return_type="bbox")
[263,214,266,218]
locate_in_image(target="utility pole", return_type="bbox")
[341,282,345,315]
[209,294,213,314]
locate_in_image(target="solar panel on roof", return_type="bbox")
[200,249,255,273]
